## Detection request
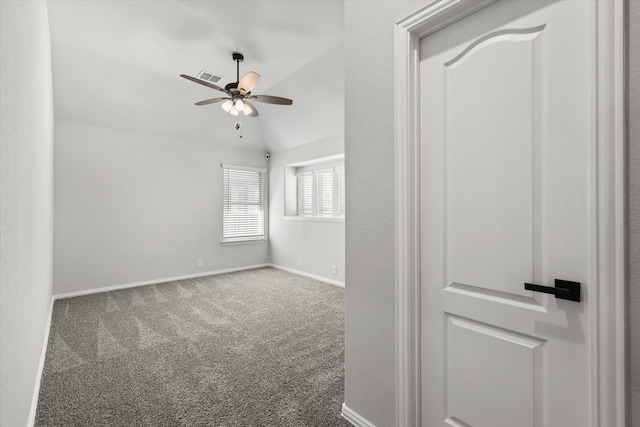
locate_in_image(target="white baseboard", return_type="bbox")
[53,263,344,300]
[53,264,271,300]
[342,403,377,427]
[268,264,345,288]
[28,296,54,426]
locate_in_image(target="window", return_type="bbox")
[292,162,344,218]
[296,172,313,215]
[222,164,266,243]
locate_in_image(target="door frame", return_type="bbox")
[393,1,626,426]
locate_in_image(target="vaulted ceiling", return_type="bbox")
[46,0,344,152]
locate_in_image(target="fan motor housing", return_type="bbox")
[225,81,239,92]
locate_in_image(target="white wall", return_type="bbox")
[54,121,269,295]
[259,43,345,153]
[269,136,345,284]
[629,0,640,424]
[0,1,54,425]
[344,2,430,426]
[264,41,345,285]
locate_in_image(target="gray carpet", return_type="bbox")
[35,267,351,426]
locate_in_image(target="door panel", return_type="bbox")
[420,1,592,426]
[445,27,541,298]
[445,315,544,427]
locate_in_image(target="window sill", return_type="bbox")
[220,238,267,246]
[283,216,345,223]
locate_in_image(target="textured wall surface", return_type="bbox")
[53,121,269,295]
[344,2,430,426]
[628,0,639,424]
[0,1,54,425]
[269,136,345,284]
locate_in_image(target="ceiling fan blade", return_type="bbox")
[243,100,259,117]
[238,71,260,95]
[194,97,229,106]
[180,74,227,94]
[249,95,293,105]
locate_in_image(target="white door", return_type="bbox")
[420,1,593,426]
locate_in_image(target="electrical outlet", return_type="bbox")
[197,259,203,268]
[331,265,337,274]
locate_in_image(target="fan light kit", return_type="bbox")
[180,52,293,118]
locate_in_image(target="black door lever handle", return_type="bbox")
[524,279,581,302]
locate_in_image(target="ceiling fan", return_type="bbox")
[180,52,293,118]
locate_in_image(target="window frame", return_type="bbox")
[221,164,268,245]
[285,155,345,221]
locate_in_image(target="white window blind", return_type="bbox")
[297,173,313,215]
[316,170,334,216]
[222,166,265,241]
[337,166,345,216]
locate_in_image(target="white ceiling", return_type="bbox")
[46,0,345,152]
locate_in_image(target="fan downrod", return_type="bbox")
[225,52,245,92]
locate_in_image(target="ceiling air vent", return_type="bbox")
[196,70,223,84]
